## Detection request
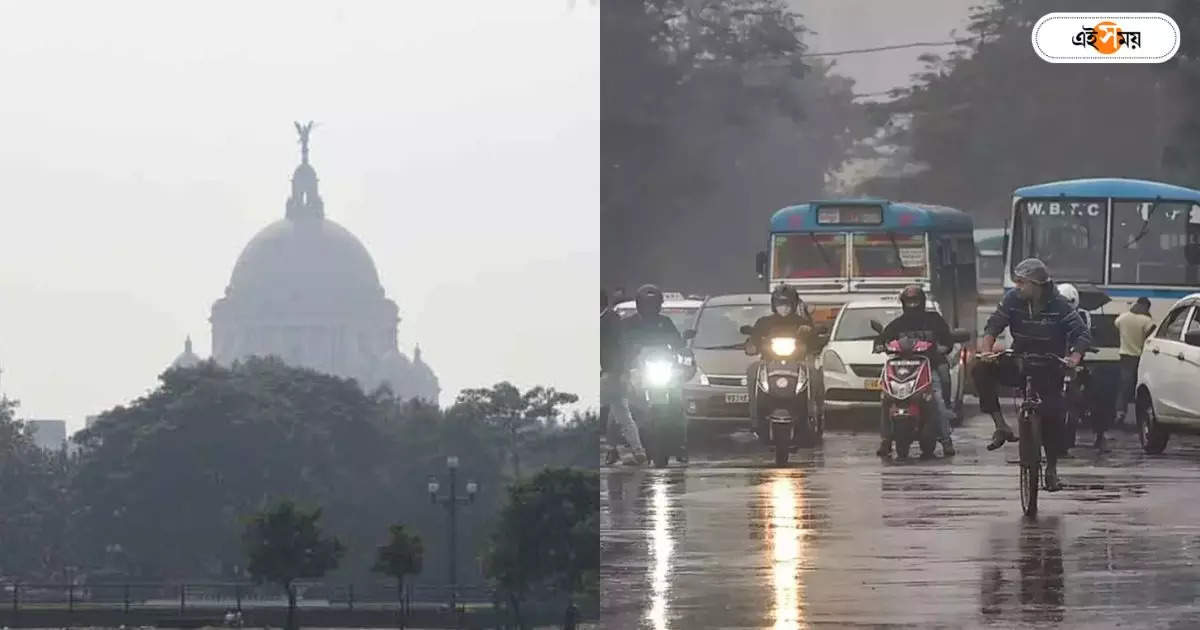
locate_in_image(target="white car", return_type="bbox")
[820,296,968,420]
[614,295,704,333]
[1136,293,1200,454]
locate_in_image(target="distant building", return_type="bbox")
[25,419,67,451]
[203,122,439,402]
[85,415,99,429]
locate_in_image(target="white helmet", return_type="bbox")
[1057,283,1080,309]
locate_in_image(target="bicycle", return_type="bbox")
[977,350,1073,516]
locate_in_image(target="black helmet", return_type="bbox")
[635,284,664,316]
[771,285,800,316]
[899,284,926,314]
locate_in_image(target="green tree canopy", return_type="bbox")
[242,499,345,630]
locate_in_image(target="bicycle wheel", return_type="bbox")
[1019,412,1041,516]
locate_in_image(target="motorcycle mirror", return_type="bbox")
[682,329,696,340]
[951,328,971,343]
[744,342,758,356]
[869,319,884,334]
[740,325,754,335]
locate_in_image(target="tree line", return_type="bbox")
[0,356,598,628]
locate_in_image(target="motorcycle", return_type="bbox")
[630,344,695,467]
[870,320,970,459]
[740,324,823,466]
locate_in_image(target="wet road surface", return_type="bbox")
[601,406,1200,629]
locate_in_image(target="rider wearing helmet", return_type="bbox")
[874,285,957,457]
[622,284,689,462]
[623,284,686,352]
[973,258,1091,492]
[745,285,817,442]
[1056,282,1103,453]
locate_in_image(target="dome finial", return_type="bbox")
[295,121,315,165]
[185,335,192,353]
[286,121,324,220]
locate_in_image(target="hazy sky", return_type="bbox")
[0,1,598,433]
[791,0,971,96]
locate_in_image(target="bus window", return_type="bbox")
[1011,199,1106,283]
[1109,201,1200,286]
[772,233,847,279]
[849,233,926,277]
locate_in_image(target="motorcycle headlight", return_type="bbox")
[769,337,797,357]
[822,349,846,373]
[891,379,916,399]
[643,360,674,388]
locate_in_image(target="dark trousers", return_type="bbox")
[971,355,1066,456]
[1115,355,1140,420]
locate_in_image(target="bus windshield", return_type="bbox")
[772,233,847,279]
[1011,198,1107,283]
[850,233,927,277]
[1109,200,1200,286]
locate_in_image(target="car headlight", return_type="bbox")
[643,360,674,388]
[822,349,846,373]
[769,337,797,357]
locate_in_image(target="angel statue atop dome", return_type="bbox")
[294,120,316,163]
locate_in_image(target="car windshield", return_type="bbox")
[1011,198,1107,283]
[692,303,772,348]
[661,307,698,332]
[1109,201,1200,286]
[834,307,907,341]
[614,304,697,332]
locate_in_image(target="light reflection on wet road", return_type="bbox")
[601,411,1200,629]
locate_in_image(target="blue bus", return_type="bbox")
[754,199,979,333]
[1008,178,1200,339]
[1007,178,1200,423]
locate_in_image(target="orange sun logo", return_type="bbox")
[1091,21,1123,54]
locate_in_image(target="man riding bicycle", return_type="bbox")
[972,258,1091,492]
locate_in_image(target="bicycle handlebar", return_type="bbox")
[975,350,1072,367]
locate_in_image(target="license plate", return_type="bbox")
[864,379,881,391]
[725,393,750,404]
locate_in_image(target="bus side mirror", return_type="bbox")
[951,329,971,343]
[755,251,767,279]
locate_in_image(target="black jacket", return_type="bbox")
[878,310,953,365]
[984,286,1092,356]
[748,312,814,347]
[600,307,624,374]
[622,313,685,367]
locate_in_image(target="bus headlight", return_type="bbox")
[769,337,797,357]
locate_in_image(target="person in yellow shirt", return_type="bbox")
[1115,297,1156,425]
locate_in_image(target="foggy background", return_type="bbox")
[0,0,599,433]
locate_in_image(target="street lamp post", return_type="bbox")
[427,455,478,611]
